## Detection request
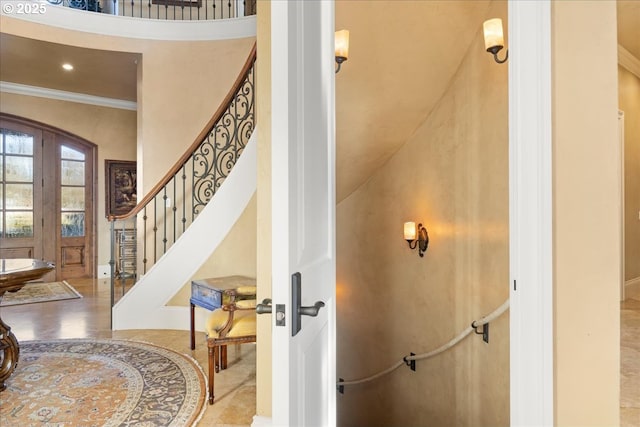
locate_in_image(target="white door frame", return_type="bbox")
[257,1,557,425]
[508,1,554,425]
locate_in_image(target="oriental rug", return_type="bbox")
[0,339,207,426]
[0,281,82,306]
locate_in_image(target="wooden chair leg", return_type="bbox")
[214,345,220,373]
[221,345,228,370]
[207,344,215,404]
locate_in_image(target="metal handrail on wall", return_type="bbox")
[108,43,256,306]
[45,0,256,20]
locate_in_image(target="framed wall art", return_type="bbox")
[105,160,137,218]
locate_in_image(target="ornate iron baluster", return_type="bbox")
[108,45,255,301]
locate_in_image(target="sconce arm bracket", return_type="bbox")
[472,321,490,343]
[487,45,509,64]
[403,352,416,372]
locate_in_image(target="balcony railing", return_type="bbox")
[45,0,256,20]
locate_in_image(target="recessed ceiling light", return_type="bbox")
[62,63,74,71]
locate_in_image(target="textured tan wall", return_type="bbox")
[167,193,257,305]
[552,1,620,425]
[135,37,255,193]
[619,66,640,282]
[0,93,137,268]
[336,4,509,426]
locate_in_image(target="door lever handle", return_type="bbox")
[299,301,325,317]
[256,298,272,314]
[292,272,326,336]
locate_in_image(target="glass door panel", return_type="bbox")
[0,124,43,261]
[58,143,91,278]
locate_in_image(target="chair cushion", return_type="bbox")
[226,315,257,338]
[205,308,256,339]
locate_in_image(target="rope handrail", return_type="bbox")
[337,299,510,389]
[108,42,256,222]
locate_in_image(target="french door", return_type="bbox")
[0,115,96,281]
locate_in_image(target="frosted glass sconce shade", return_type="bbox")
[483,18,508,64]
[404,222,429,257]
[335,29,350,73]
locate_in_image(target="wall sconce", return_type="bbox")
[335,29,349,74]
[483,18,508,64]
[403,222,429,257]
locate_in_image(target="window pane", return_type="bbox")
[6,184,33,209]
[0,186,3,209]
[61,145,85,161]
[4,132,33,155]
[6,211,33,237]
[61,212,84,237]
[61,160,85,186]
[5,156,33,182]
[61,187,85,210]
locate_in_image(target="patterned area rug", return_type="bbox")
[0,281,82,306]
[0,339,207,426]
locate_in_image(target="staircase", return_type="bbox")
[110,44,256,330]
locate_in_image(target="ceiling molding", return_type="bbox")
[618,44,640,79]
[0,81,137,110]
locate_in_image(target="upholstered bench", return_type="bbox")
[205,286,257,405]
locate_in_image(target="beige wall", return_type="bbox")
[136,37,255,193]
[552,1,620,425]
[0,93,137,267]
[255,0,272,417]
[336,4,509,425]
[619,65,640,282]
[167,193,257,305]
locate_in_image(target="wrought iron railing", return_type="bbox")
[108,43,255,305]
[45,0,256,20]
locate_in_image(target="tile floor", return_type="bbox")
[621,286,640,427]
[2,277,638,426]
[0,277,255,427]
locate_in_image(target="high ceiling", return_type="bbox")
[0,34,139,101]
[0,1,638,201]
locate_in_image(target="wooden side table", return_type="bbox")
[189,275,256,350]
[0,258,55,391]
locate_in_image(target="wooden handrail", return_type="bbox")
[108,42,257,221]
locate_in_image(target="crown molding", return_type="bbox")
[0,81,137,110]
[618,45,640,79]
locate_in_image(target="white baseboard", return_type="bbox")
[251,415,272,427]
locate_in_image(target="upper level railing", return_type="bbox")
[46,0,256,20]
[109,43,255,304]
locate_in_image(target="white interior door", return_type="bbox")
[270,0,336,425]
